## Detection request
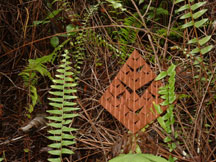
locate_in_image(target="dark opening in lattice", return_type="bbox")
[99,50,166,133]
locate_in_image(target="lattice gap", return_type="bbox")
[99,50,166,133]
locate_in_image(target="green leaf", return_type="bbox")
[48,158,61,162]
[63,114,78,118]
[180,12,192,19]
[62,140,76,146]
[63,101,77,106]
[48,129,62,134]
[48,150,61,155]
[174,0,184,4]
[46,116,62,121]
[106,0,126,11]
[139,0,145,5]
[61,148,74,154]
[175,4,189,13]
[188,38,198,44]
[155,71,167,81]
[47,136,62,141]
[191,1,207,11]
[164,136,172,143]
[157,117,167,131]
[62,133,75,139]
[167,64,176,76]
[46,9,61,19]
[193,9,208,19]
[201,45,213,55]
[47,110,62,115]
[154,103,163,114]
[195,18,208,28]
[199,36,211,46]
[48,143,61,149]
[109,153,169,162]
[181,21,194,29]
[190,47,200,54]
[62,126,77,132]
[48,122,62,128]
[50,36,59,48]
[158,89,168,95]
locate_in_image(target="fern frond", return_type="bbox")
[175,0,213,56]
[46,49,79,162]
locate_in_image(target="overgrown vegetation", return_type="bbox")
[0,0,216,161]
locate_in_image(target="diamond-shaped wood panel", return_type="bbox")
[99,50,166,133]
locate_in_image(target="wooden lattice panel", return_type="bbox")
[99,50,166,133]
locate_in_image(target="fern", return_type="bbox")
[154,64,178,161]
[175,0,213,58]
[19,39,70,116]
[46,49,79,162]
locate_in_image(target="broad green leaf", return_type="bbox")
[52,79,64,84]
[201,45,213,55]
[49,91,64,96]
[48,129,62,134]
[46,116,62,121]
[109,153,168,162]
[50,36,59,48]
[48,158,61,162]
[47,110,62,115]
[174,0,184,4]
[155,71,167,81]
[47,136,62,141]
[63,95,77,100]
[175,4,189,13]
[48,97,63,102]
[188,38,198,44]
[181,21,194,29]
[169,95,176,104]
[0,158,3,162]
[48,150,61,155]
[63,101,77,106]
[191,1,207,11]
[62,119,73,125]
[167,64,176,76]
[62,126,77,132]
[195,18,208,28]
[180,12,192,19]
[63,107,80,112]
[62,133,75,139]
[48,122,62,128]
[48,143,61,149]
[63,114,79,118]
[160,100,169,106]
[199,36,211,46]
[190,47,200,54]
[158,89,168,95]
[49,102,62,108]
[193,9,208,19]
[64,83,77,87]
[153,103,163,114]
[62,140,76,146]
[157,117,167,132]
[61,148,74,154]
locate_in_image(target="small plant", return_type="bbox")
[154,64,178,161]
[46,49,79,162]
